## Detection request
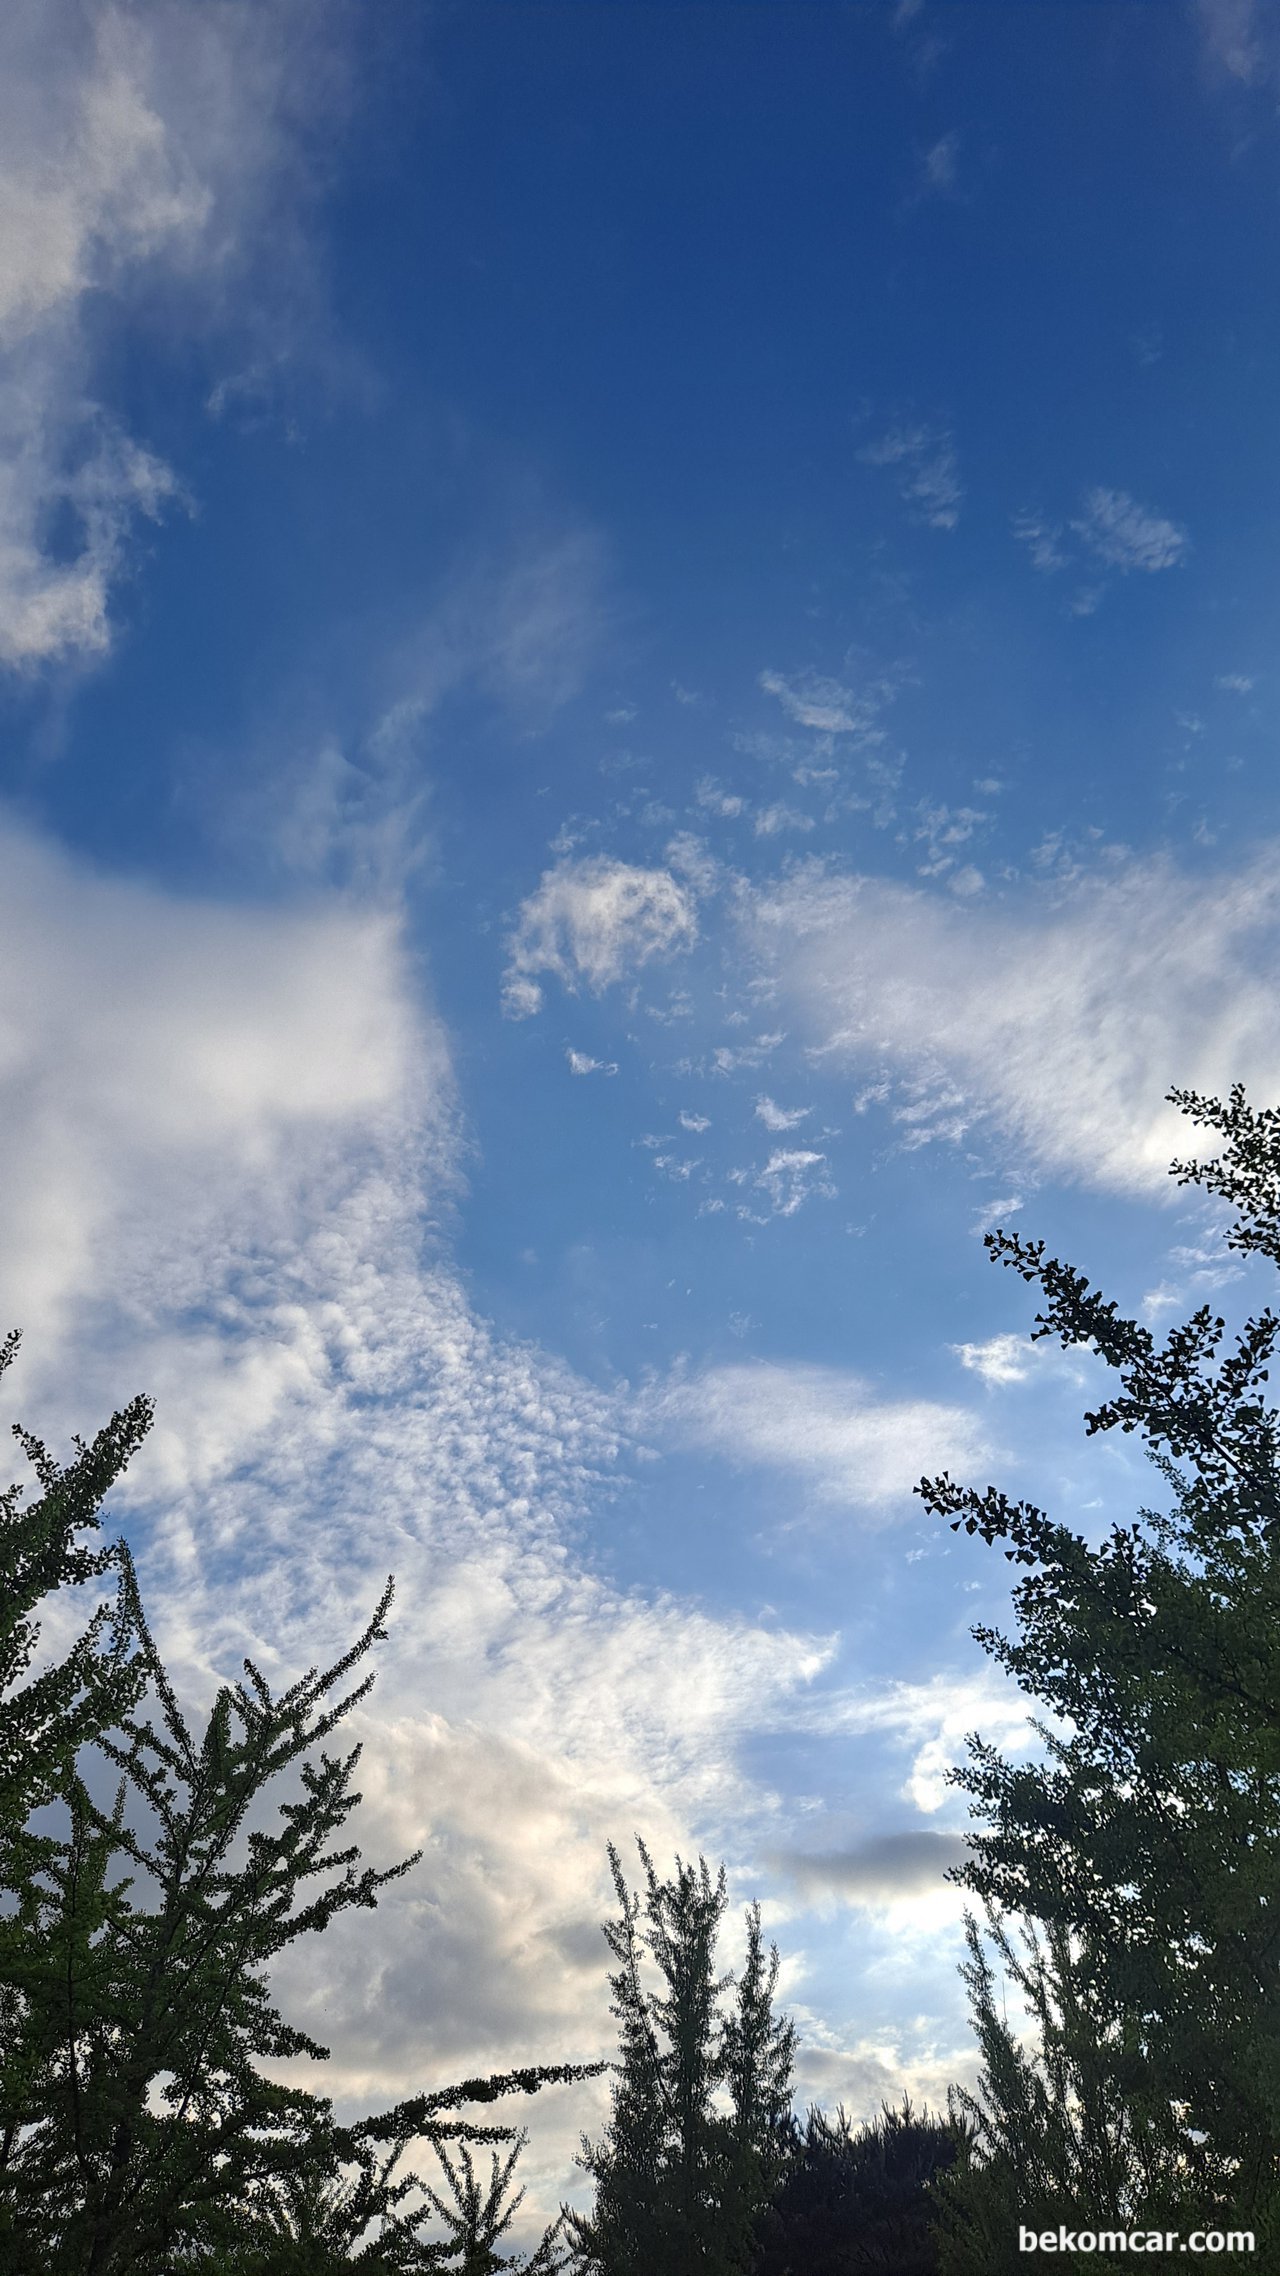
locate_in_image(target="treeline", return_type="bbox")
[3,1085,1279,2271]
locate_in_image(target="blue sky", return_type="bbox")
[7,0,1280,2230]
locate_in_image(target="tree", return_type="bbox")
[0,1335,154,2264]
[930,1915,1199,2276]
[415,2132,570,2273]
[917,1083,1280,2254]
[0,1354,601,2271]
[751,2097,963,2276]
[567,1839,795,2276]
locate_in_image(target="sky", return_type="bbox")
[6,0,1280,2235]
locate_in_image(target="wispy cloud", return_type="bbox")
[566,1048,618,1076]
[1198,0,1267,82]
[751,844,1280,1193]
[752,1147,836,1218]
[760,667,877,737]
[918,132,959,198]
[817,1672,1036,1812]
[1071,486,1188,574]
[649,1363,992,1516]
[952,1332,1035,1387]
[755,1096,811,1133]
[1011,508,1068,574]
[0,0,352,668]
[503,855,698,1017]
[860,423,962,530]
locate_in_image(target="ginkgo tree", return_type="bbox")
[919,1084,1280,2264]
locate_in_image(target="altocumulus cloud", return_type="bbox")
[0,811,830,2221]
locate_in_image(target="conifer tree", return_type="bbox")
[567,1839,794,2276]
[918,1083,1280,2255]
[752,2097,962,2276]
[0,1353,602,2271]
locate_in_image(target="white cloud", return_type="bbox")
[755,1096,811,1133]
[696,776,745,819]
[566,1048,617,1076]
[860,424,962,530]
[754,801,815,839]
[649,1363,993,1516]
[819,1672,1036,1812]
[759,667,875,737]
[1072,486,1188,574]
[0,0,351,668]
[1011,509,1067,574]
[503,855,697,1017]
[753,1148,835,1218]
[1216,671,1255,693]
[952,1333,1033,1387]
[1198,0,1266,82]
[920,133,959,195]
[679,1109,711,1133]
[751,845,1280,1193]
[0,810,832,2226]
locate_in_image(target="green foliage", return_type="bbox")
[416,2132,570,2273]
[931,1915,1205,2276]
[567,1839,795,2276]
[0,1328,152,1903]
[0,1353,602,2271]
[752,2096,963,2275]
[918,1083,1280,2250]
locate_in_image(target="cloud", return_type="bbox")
[649,1363,993,1515]
[752,1148,835,1218]
[0,809,835,2229]
[775,1829,970,1905]
[1071,486,1188,574]
[759,667,881,737]
[755,1096,811,1133]
[860,424,962,530]
[919,133,959,196]
[952,1333,1034,1387]
[0,0,353,669]
[754,802,815,839]
[503,855,697,1017]
[566,1048,618,1076]
[751,845,1280,1194]
[1198,0,1266,82]
[1217,671,1255,693]
[818,1673,1037,1812]
[1011,509,1067,575]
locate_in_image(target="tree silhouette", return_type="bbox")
[0,1352,601,2271]
[919,1083,1280,2259]
[752,2097,963,2275]
[567,1838,794,2276]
